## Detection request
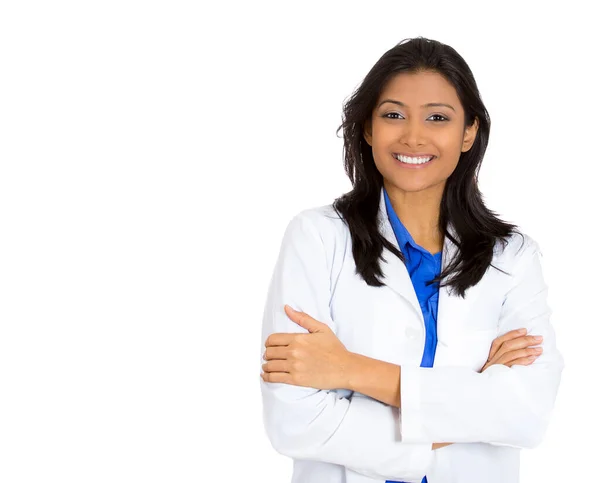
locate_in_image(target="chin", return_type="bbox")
[384,176,438,193]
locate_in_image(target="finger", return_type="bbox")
[488,329,542,361]
[505,355,538,367]
[261,371,291,384]
[490,337,541,363]
[481,353,538,372]
[263,346,289,361]
[262,360,289,373]
[265,333,297,347]
[488,329,527,360]
[489,334,543,362]
[284,305,326,333]
[501,335,543,352]
[494,346,543,366]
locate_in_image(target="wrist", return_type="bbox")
[340,352,401,407]
[343,351,364,391]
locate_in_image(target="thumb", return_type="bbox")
[284,305,326,333]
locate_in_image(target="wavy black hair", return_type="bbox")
[332,37,523,298]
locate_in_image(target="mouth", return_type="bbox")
[392,153,436,168]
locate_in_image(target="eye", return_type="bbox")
[383,112,404,120]
[428,114,449,122]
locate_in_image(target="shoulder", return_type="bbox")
[283,201,348,246]
[276,203,350,286]
[492,229,544,275]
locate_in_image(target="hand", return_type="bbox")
[261,305,351,390]
[479,328,543,373]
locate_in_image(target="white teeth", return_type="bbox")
[395,154,434,164]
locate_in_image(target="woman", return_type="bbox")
[259,37,564,483]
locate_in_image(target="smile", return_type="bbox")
[393,153,436,168]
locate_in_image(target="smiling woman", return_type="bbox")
[363,69,480,255]
[259,37,564,483]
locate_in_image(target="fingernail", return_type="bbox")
[518,329,527,334]
[534,336,543,341]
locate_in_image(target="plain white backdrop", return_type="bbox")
[0,1,597,482]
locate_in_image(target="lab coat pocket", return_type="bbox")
[440,328,498,372]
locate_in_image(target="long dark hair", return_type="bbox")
[332,37,523,298]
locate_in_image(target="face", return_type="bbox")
[363,70,479,196]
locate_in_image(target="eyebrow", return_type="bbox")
[377,99,456,112]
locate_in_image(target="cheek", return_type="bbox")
[437,158,461,180]
[432,135,464,170]
[435,130,464,154]
[371,153,394,178]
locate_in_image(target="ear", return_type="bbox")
[461,116,479,153]
[363,118,373,146]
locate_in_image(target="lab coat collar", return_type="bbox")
[376,185,484,331]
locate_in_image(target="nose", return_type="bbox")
[400,118,426,147]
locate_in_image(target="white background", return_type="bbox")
[0,1,596,482]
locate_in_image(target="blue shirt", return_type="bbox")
[383,187,442,483]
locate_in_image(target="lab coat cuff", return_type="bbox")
[400,365,426,443]
[409,443,435,479]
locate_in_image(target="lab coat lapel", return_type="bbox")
[376,186,486,336]
[376,188,423,322]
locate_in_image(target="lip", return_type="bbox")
[392,153,436,169]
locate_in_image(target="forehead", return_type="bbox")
[378,71,461,106]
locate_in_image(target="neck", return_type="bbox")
[384,180,444,251]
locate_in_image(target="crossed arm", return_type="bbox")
[260,213,564,481]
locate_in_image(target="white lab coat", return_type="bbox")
[260,186,564,483]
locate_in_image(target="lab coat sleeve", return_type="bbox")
[400,237,565,448]
[260,212,434,483]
